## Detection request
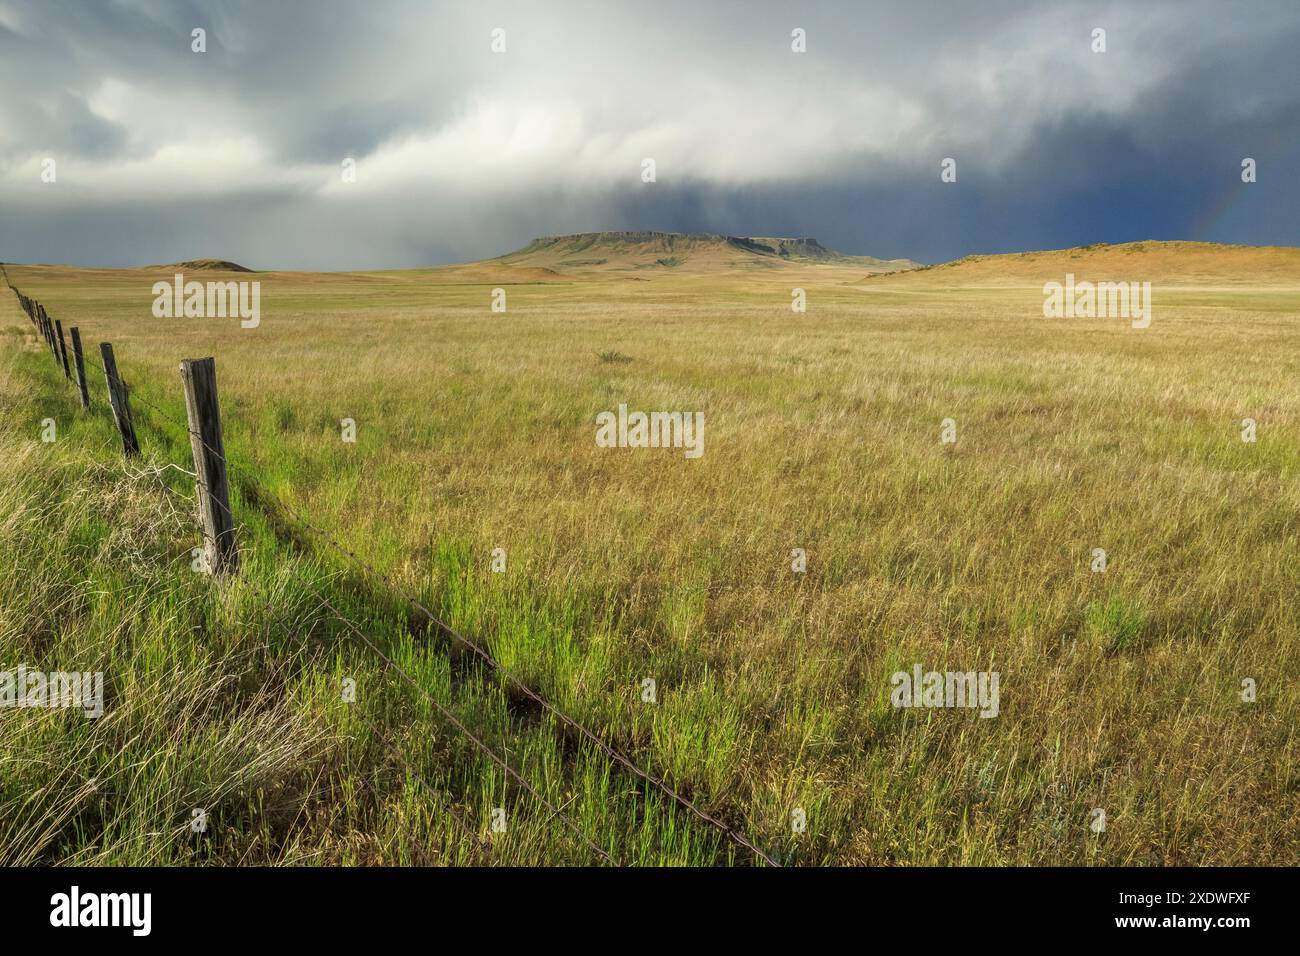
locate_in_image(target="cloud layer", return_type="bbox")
[1,0,1297,268]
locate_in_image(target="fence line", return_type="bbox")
[2,277,780,867]
[56,332,775,864]
[21,330,608,863]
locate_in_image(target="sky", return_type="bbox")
[1,0,1298,270]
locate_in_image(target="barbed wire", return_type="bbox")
[4,281,779,867]
[32,394,590,865]
[7,282,621,864]
[47,320,773,864]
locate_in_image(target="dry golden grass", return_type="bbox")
[881,240,1300,287]
[3,237,1297,864]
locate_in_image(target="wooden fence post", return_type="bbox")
[54,319,71,379]
[40,306,53,355]
[179,357,238,576]
[70,327,90,409]
[99,343,140,457]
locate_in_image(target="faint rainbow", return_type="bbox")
[1188,127,1292,241]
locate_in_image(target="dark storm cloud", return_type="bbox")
[0,0,1296,269]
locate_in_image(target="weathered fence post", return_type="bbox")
[99,343,140,457]
[54,319,71,379]
[179,357,238,576]
[40,306,53,355]
[69,327,90,409]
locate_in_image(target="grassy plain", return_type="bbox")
[2,237,1297,864]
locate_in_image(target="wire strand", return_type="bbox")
[5,282,778,867]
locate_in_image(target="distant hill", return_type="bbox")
[154,259,254,273]
[862,241,1300,287]
[493,231,919,275]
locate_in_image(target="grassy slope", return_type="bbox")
[874,240,1300,287]
[2,241,1298,865]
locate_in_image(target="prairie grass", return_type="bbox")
[2,244,1297,864]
